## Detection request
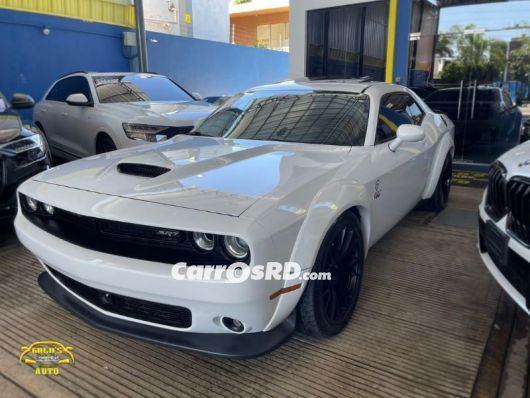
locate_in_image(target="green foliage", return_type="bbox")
[509,36,530,82]
[437,24,525,84]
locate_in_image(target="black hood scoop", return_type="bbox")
[117,163,171,178]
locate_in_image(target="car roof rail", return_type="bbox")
[305,75,376,83]
[58,70,91,78]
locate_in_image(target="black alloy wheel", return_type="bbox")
[298,212,364,338]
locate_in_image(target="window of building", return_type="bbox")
[257,23,289,51]
[306,2,388,81]
[376,93,425,144]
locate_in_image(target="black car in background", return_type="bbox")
[419,86,522,163]
[0,91,50,218]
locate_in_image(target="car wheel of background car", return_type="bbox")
[96,134,117,154]
[297,211,364,338]
[428,154,452,212]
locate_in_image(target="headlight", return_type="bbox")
[122,123,170,142]
[192,232,216,252]
[0,134,43,155]
[25,196,38,212]
[223,236,250,260]
[43,203,55,215]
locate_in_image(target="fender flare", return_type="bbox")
[264,179,371,331]
[422,133,455,199]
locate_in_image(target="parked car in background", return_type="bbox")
[0,91,50,217]
[421,86,522,161]
[16,79,454,357]
[34,72,215,159]
[478,140,530,314]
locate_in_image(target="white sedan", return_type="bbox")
[16,79,454,357]
[34,72,214,159]
[478,141,530,314]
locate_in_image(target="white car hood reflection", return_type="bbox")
[34,135,351,217]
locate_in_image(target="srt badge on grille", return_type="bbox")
[156,230,180,239]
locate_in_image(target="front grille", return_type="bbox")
[507,177,530,246]
[48,266,192,328]
[20,194,237,265]
[486,162,508,221]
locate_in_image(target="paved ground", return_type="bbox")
[0,186,526,397]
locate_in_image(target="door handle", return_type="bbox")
[457,80,463,119]
[61,112,68,116]
[470,80,477,120]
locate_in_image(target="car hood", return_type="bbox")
[499,140,530,179]
[103,101,214,126]
[33,136,350,217]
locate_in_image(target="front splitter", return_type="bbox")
[38,271,295,359]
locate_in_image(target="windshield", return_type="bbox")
[93,74,193,104]
[194,90,370,146]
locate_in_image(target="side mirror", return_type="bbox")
[389,124,425,152]
[11,93,35,109]
[66,93,91,106]
[192,92,203,101]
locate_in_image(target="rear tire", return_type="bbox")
[427,154,452,212]
[297,212,364,338]
[96,134,116,154]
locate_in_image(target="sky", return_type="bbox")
[438,0,530,41]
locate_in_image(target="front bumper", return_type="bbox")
[38,271,295,358]
[478,197,530,314]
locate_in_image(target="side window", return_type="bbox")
[376,93,424,144]
[46,76,92,102]
[502,90,513,107]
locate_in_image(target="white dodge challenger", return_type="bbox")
[15,79,455,357]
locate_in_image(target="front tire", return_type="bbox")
[96,134,117,154]
[427,154,452,212]
[297,212,364,338]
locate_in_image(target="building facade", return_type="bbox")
[143,0,230,42]
[230,0,289,51]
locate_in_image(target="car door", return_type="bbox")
[38,76,94,158]
[369,92,432,241]
[58,76,96,158]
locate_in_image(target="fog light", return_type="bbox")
[223,236,249,260]
[25,196,38,212]
[221,317,245,333]
[43,203,55,215]
[192,232,215,252]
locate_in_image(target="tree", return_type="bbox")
[438,24,504,83]
[509,35,530,84]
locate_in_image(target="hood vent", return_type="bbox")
[117,163,171,178]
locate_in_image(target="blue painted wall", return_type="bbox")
[146,31,289,97]
[0,9,288,121]
[0,9,131,120]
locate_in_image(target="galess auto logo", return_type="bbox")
[19,341,75,375]
[518,159,530,167]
